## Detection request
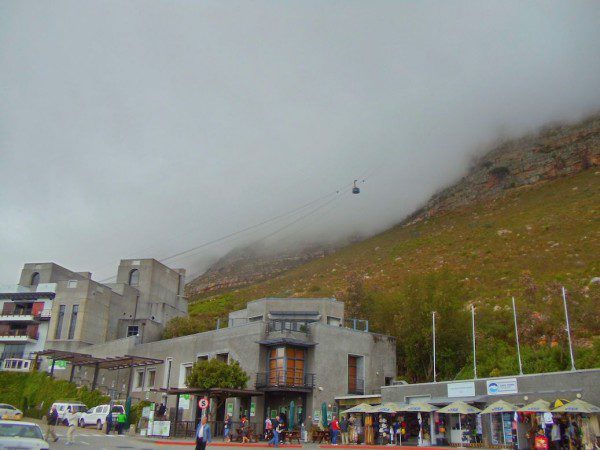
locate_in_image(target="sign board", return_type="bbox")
[142,407,151,419]
[487,378,518,395]
[198,397,210,410]
[313,411,321,423]
[227,403,234,414]
[327,411,333,422]
[179,394,190,410]
[147,410,155,435]
[250,402,255,417]
[448,381,475,397]
[152,420,171,437]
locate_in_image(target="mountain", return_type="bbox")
[170,115,600,381]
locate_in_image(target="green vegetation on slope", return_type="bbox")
[168,170,599,382]
[0,372,109,418]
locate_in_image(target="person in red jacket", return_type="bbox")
[330,416,341,445]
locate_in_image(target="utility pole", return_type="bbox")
[512,297,524,375]
[432,311,437,383]
[471,305,477,379]
[562,287,576,371]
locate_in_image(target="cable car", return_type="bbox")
[352,180,360,194]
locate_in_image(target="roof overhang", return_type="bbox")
[0,292,56,300]
[257,338,317,348]
[153,387,263,398]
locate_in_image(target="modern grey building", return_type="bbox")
[0,259,186,370]
[49,297,397,430]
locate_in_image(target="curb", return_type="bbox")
[153,442,304,447]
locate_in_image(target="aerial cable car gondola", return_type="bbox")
[352,180,360,194]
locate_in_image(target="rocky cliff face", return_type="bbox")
[410,116,600,223]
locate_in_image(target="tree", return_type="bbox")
[186,358,249,390]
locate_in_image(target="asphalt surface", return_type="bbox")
[50,426,191,449]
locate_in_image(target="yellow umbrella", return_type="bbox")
[437,401,482,415]
[371,402,405,413]
[481,400,519,414]
[552,399,600,414]
[518,399,552,413]
[341,403,377,414]
[398,402,438,413]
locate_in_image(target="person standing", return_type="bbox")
[45,406,59,442]
[330,415,341,445]
[195,416,212,450]
[269,415,281,447]
[265,416,273,441]
[340,415,349,445]
[116,411,126,435]
[224,414,232,442]
[106,410,113,434]
[65,407,77,445]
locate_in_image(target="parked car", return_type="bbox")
[0,404,23,421]
[0,420,49,449]
[50,402,87,425]
[79,404,125,429]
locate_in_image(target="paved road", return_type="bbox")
[50,427,191,449]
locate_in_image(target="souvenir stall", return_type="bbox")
[480,400,519,448]
[398,402,439,446]
[517,399,552,450]
[340,403,376,444]
[552,399,600,450]
[371,403,404,445]
[437,401,482,446]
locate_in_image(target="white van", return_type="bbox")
[79,404,125,429]
[51,402,87,425]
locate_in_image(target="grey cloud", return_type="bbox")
[1,0,599,281]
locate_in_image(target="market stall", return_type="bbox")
[437,401,482,446]
[480,400,519,448]
[552,399,600,450]
[340,403,377,444]
[398,402,439,447]
[517,399,552,450]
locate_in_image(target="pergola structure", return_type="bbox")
[152,387,263,422]
[35,350,162,393]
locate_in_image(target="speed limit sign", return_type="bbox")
[198,397,210,410]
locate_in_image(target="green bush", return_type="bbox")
[0,372,109,417]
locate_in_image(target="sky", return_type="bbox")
[1,1,599,283]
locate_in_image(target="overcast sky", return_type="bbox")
[1,1,599,283]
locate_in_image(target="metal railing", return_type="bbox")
[255,371,315,389]
[348,378,365,395]
[0,329,39,339]
[170,420,264,439]
[266,320,310,334]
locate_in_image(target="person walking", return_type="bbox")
[195,416,212,450]
[265,416,273,441]
[106,409,113,434]
[268,415,281,447]
[45,406,59,442]
[65,407,77,445]
[116,411,126,435]
[340,415,349,445]
[224,414,232,442]
[330,415,341,445]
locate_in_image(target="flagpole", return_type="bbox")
[471,305,477,379]
[512,297,524,375]
[561,287,576,371]
[432,311,437,383]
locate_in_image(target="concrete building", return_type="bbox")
[0,259,186,370]
[51,297,397,431]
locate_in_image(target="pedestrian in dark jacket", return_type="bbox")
[106,410,113,434]
[45,406,59,442]
[195,416,212,450]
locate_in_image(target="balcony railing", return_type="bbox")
[266,320,311,334]
[348,378,365,395]
[256,371,315,390]
[0,329,39,340]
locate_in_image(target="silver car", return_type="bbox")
[0,420,49,450]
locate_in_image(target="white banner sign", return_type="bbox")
[487,378,518,395]
[152,420,171,437]
[447,381,475,397]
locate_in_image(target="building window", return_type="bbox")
[268,346,305,386]
[248,315,263,322]
[197,355,208,362]
[215,353,228,363]
[127,326,139,337]
[128,269,139,286]
[147,370,156,388]
[134,370,144,389]
[55,305,66,339]
[67,280,77,289]
[31,272,40,285]
[67,305,79,340]
[327,316,341,326]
